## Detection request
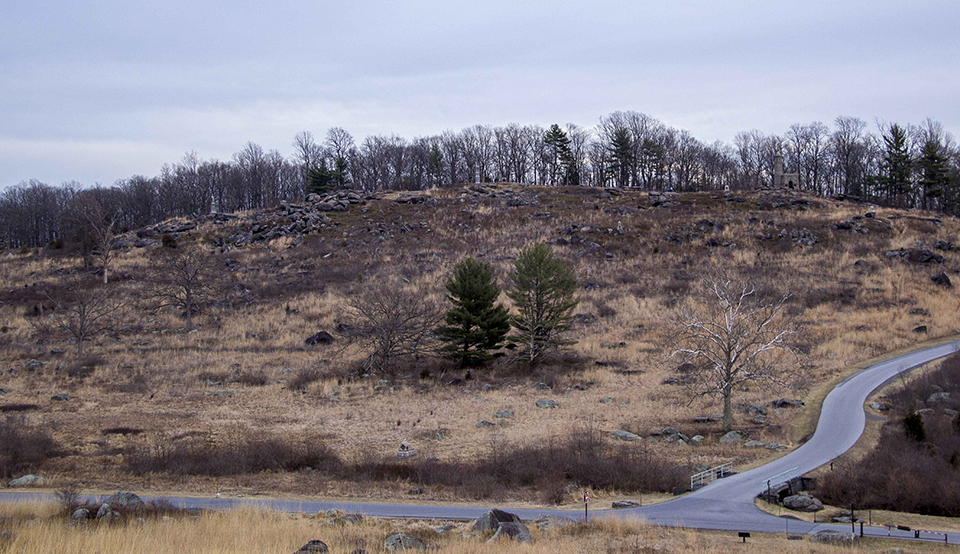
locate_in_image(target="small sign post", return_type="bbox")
[584,491,589,522]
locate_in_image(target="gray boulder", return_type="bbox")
[487,522,532,543]
[51,393,70,401]
[294,540,329,553]
[384,533,426,552]
[928,392,951,403]
[476,420,496,428]
[770,398,804,408]
[534,515,575,530]
[494,410,514,419]
[612,500,641,509]
[71,508,90,520]
[8,474,41,487]
[719,431,743,444]
[472,509,521,533]
[104,491,144,509]
[932,272,953,288]
[611,430,641,441]
[783,494,823,512]
[535,399,558,409]
[96,503,120,521]
[809,530,858,545]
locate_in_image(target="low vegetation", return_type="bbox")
[819,352,960,516]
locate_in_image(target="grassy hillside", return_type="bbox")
[1,185,958,504]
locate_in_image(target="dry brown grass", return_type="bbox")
[1,501,956,554]
[2,187,960,504]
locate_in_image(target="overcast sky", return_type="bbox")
[1,0,958,188]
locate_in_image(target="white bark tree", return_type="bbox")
[671,273,796,432]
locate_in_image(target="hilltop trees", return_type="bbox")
[436,258,510,366]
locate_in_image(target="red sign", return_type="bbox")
[584,491,589,504]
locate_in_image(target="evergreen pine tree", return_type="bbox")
[881,124,913,204]
[608,127,633,188]
[506,242,579,368]
[544,124,574,186]
[436,258,510,366]
[918,138,949,210]
[308,163,336,194]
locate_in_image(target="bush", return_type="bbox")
[903,411,926,442]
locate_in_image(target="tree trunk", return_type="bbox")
[722,386,733,432]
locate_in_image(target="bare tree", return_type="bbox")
[348,285,442,375]
[671,273,796,432]
[145,247,218,332]
[42,277,124,358]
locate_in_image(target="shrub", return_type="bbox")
[903,411,926,442]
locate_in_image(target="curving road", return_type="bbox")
[5,338,960,542]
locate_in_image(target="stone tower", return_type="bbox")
[773,153,799,189]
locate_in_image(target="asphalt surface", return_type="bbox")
[5,338,960,543]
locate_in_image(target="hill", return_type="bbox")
[1,184,958,504]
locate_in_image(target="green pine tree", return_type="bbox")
[881,124,913,204]
[608,127,633,188]
[506,242,579,368]
[436,258,510,366]
[918,138,949,210]
[308,163,336,194]
[544,124,575,186]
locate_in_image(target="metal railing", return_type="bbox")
[762,466,799,494]
[690,461,734,489]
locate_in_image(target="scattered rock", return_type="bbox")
[913,325,928,333]
[809,530,858,545]
[304,331,335,346]
[718,431,743,444]
[869,402,890,411]
[612,500,641,509]
[50,393,70,401]
[104,492,144,509]
[494,410,514,419]
[783,494,823,512]
[8,475,41,487]
[692,415,722,423]
[472,509,521,533]
[790,228,818,246]
[71,508,90,520]
[534,515,575,530]
[384,534,426,552]
[690,435,704,445]
[487,522,532,543]
[611,430,641,441]
[928,392,951,403]
[770,398,804,408]
[294,540,329,553]
[434,525,456,533]
[599,397,615,404]
[96,503,121,521]
[476,420,496,428]
[535,399,558,409]
[932,272,953,288]
[213,389,236,397]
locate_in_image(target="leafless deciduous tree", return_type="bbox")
[145,247,218,332]
[348,285,442,375]
[42,277,124,358]
[671,273,796,432]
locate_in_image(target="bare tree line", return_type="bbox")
[2,112,958,248]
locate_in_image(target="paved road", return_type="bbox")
[5,339,960,543]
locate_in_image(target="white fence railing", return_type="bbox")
[690,461,734,489]
[762,466,799,494]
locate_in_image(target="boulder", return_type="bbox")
[494,410,514,419]
[304,331,335,346]
[433,525,457,533]
[476,420,496,428]
[384,533,426,552]
[612,500,641,509]
[932,272,953,288]
[7,475,41,487]
[294,540,329,553]
[96,503,120,521]
[869,402,890,411]
[914,325,928,333]
[535,399,558,409]
[809,530,857,545]
[534,515,575,530]
[927,392,951,403]
[770,398,804,408]
[51,393,70,401]
[487,522,532,543]
[782,494,823,512]
[104,492,144,509]
[600,397,615,404]
[472,509,521,533]
[397,443,416,459]
[719,431,743,444]
[71,508,90,520]
[611,430,641,441]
